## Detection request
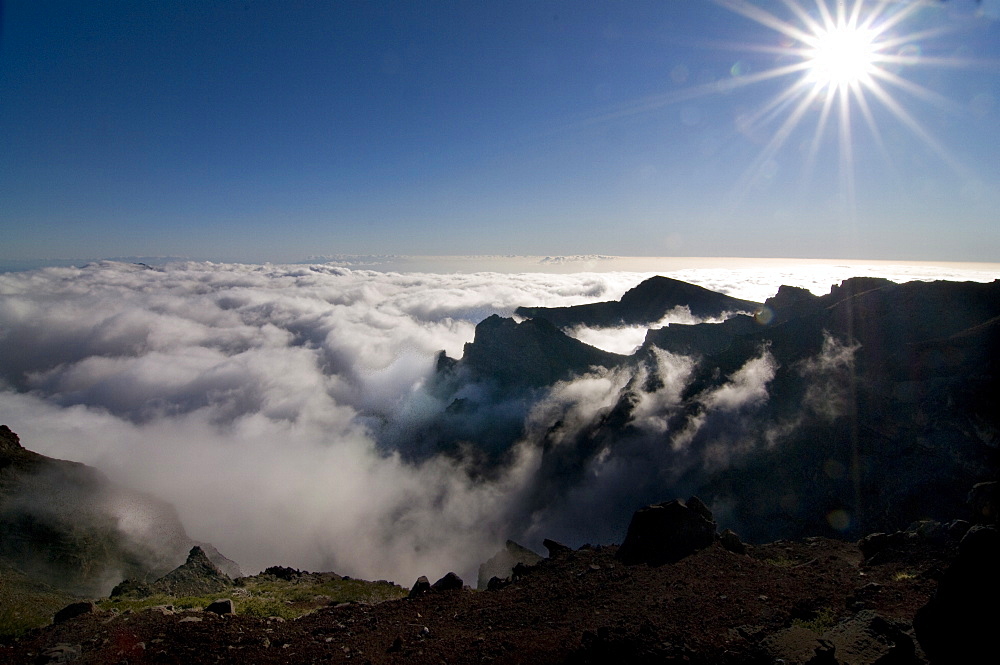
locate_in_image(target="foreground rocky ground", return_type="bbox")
[0,522,974,665]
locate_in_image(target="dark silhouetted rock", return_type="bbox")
[543,538,572,557]
[616,498,717,566]
[0,424,22,452]
[516,276,760,329]
[430,572,464,591]
[643,313,758,357]
[685,496,713,521]
[477,540,544,589]
[719,529,746,555]
[456,315,626,389]
[408,575,430,598]
[53,601,97,624]
[263,565,304,581]
[205,598,234,615]
[969,481,997,524]
[914,524,1000,662]
[486,576,510,591]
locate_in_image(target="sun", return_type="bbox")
[694,0,976,208]
[806,24,879,88]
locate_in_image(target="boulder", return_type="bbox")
[616,497,717,566]
[914,524,1000,663]
[969,482,997,525]
[430,572,464,592]
[205,598,234,615]
[53,601,98,624]
[408,576,430,598]
[719,528,746,555]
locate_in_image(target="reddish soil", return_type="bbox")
[1,537,951,664]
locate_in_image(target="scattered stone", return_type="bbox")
[53,601,97,625]
[822,610,916,665]
[178,616,203,623]
[431,572,463,591]
[476,540,544,589]
[760,625,822,665]
[486,576,510,591]
[205,598,235,615]
[145,605,175,616]
[616,498,717,566]
[37,643,81,663]
[408,576,431,598]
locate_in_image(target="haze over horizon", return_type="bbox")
[2,0,999,264]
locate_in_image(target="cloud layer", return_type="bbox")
[0,260,994,584]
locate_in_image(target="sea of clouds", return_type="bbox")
[0,258,996,584]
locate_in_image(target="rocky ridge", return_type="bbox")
[515,275,761,328]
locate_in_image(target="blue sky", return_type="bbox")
[2,0,998,263]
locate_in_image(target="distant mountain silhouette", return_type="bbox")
[515,275,760,328]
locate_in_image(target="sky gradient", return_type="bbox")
[2,0,998,263]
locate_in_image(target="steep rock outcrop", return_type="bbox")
[616,497,717,566]
[458,315,626,389]
[515,275,760,329]
[0,426,239,596]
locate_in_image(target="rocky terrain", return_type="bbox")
[3,490,997,664]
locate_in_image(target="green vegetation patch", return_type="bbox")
[100,572,407,621]
[0,563,79,639]
[792,606,839,634]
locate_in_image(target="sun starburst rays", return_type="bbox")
[709,0,977,210]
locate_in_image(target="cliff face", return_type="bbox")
[460,315,627,389]
[0,426,238,597]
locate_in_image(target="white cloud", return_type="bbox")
[0,259,994,584]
